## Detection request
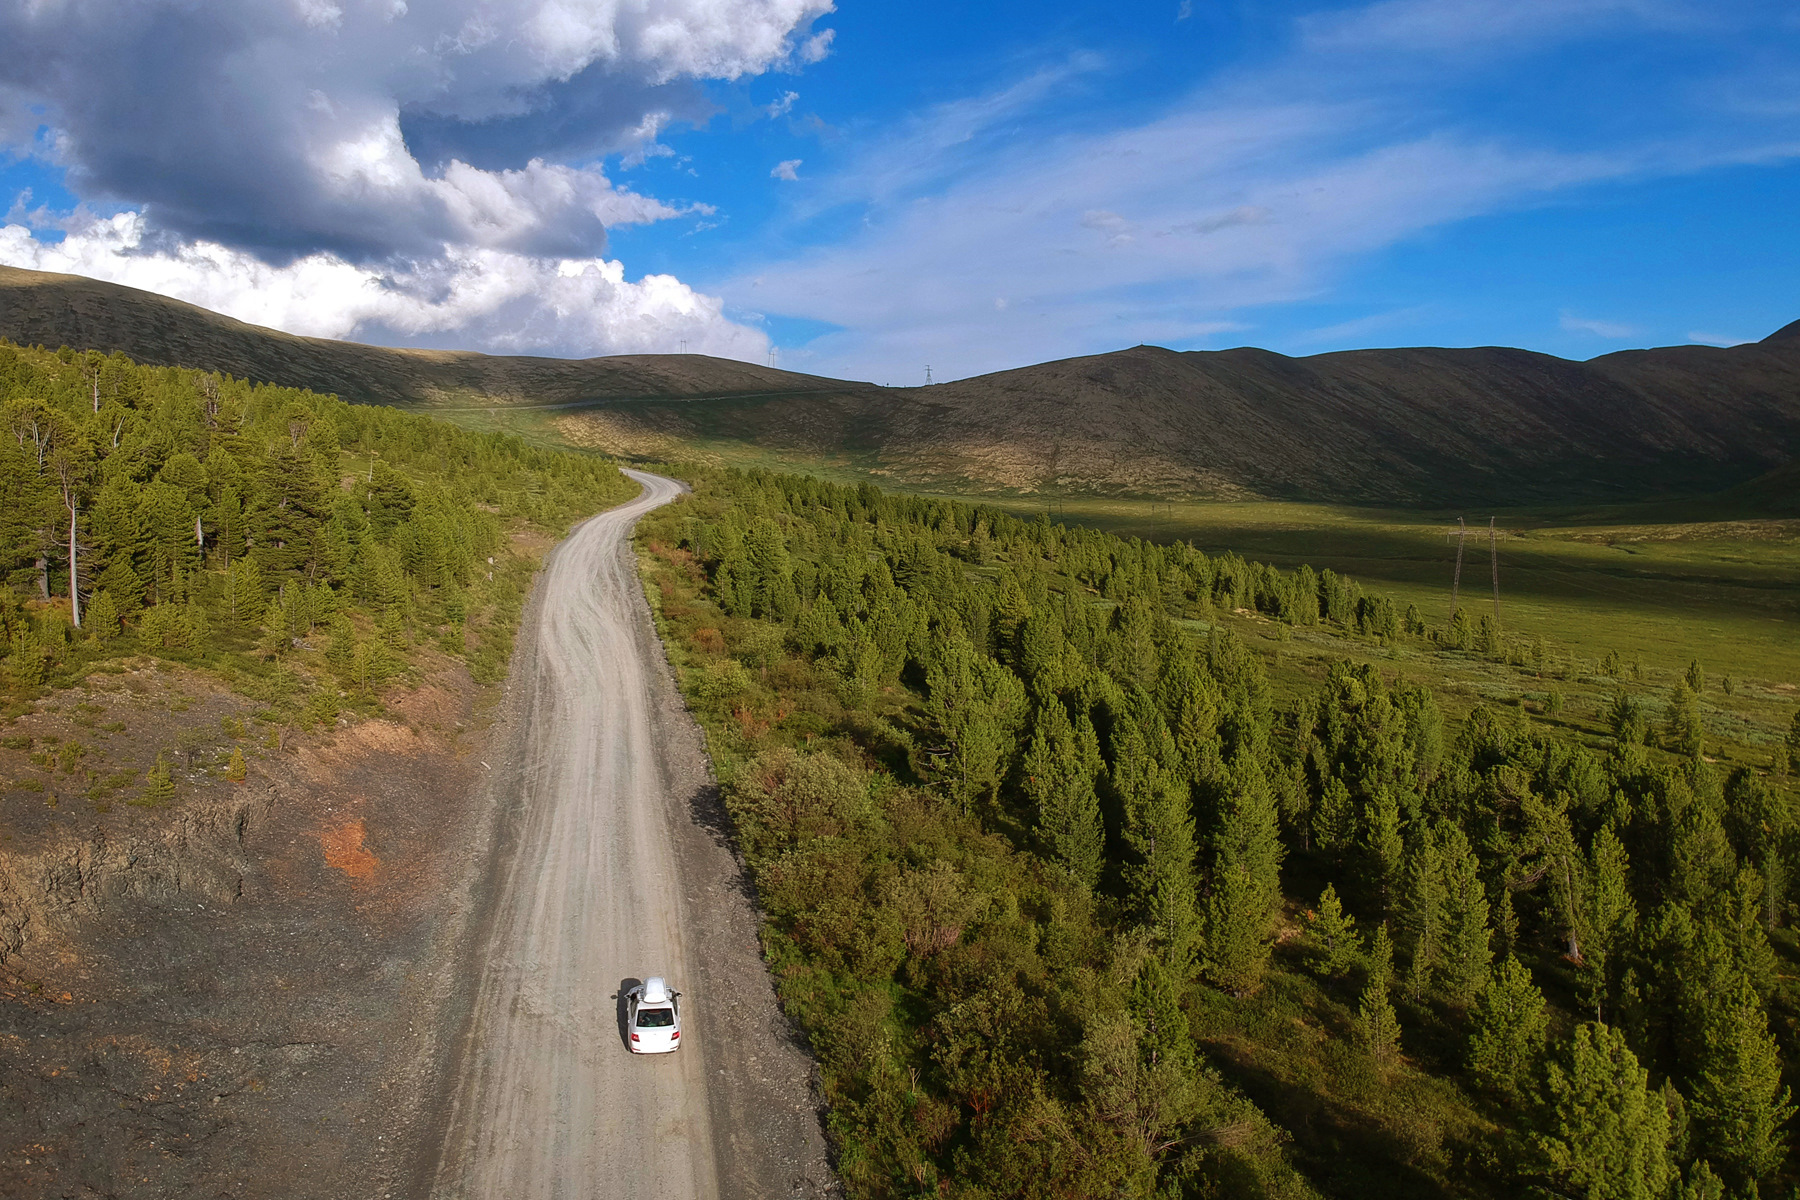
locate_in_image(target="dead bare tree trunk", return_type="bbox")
[67,499,80,628]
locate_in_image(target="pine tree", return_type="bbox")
[87,589,119,644]
[1467,957,1547,1095]
[1204,758,1284,996]
[925,635,1026,814]
[1113,712,1200,968]
[1673,1161,1724,1200]
[1362,786,1405,917]
[325,613,358,677]
[1666,681,1703,758]
[1536,1023,1672,1200]
[1608,691,1647,746]
[1310,883,1358,978]
[226,746,247,783]
[1128,954,1194,1070]
[1128,772,1201,970]
[1170,668,1222,786]
[1688,976,1793,1191]
[1402,825,1447,999]
[1583,823,1637,1021]
[143,753,175,806]
[1358,922,1400,1061]
[1313,775,1356,854]
[1686,659,1705,695]
[227,556,263,626]
[1476,613,1500,657]
[1439,825,1492,1006]
[1446,606,1472,650]
[258,597,289,659]
[1493,881,1520,960]
[1022,701,1105,886]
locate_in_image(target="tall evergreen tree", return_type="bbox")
[1467,957,1548,1096]
[1310,883,1359,978]
[1021,700,1105,887]
[1666,680,1704,759]
[1688,977,1793,1191]
[1535,1023,1673,1200]
[925,634,1027,814]
[1113,710,1201,969]
[1402,824,1448,999]
[1358,922,1400,1061]
[1583,823,1637,1022]
[1362,785,1405,917]
[1439,824,1492,1006]
[1204,756,1284,995]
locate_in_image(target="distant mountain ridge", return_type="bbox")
[0,265,870,408]
[3,264,1797,506]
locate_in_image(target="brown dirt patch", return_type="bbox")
[319,817,379,882]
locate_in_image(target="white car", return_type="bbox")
[626,977,682,1054]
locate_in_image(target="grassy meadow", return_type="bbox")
[945,494,1800,759]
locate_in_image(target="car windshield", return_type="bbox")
[637,1007,675,1028]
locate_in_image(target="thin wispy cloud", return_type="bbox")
[722,0,1800,380]
[1561,312,1643,338]
[771,159,803,181]
[1292,307,1436,347]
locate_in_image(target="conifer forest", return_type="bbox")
[637,468,1800,1200]
[4,338,1800,1199]
[0,342,632,728]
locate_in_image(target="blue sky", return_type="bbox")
[2,0,1798,381]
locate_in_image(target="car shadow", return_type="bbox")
[614,977,641,1052]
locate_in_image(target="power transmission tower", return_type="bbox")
[1450,516,1466,623]
[679,338,688,354]
[1488,516,1500,621]
[924,365,933,385]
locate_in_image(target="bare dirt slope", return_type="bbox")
[0,661,498,1199]
[429,470,830,1199]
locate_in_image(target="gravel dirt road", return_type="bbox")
[429,469,832,1200]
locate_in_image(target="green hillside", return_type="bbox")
[0,340,633,762]
[638,466,1800,1199]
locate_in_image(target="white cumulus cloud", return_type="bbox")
[771,159,803,181]
[0,0,833,357]
[2,212,768,361]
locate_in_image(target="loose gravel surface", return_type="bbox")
[427,470,832,1200]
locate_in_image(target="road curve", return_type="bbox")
[430,470,831,1200]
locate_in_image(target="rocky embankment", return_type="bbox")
[0,659,497,1198]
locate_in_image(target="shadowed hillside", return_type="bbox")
[0,265,875,408]
[5,265,1799,506]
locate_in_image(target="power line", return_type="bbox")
[1489,516,1500,621]
[1450,516,1466,624]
